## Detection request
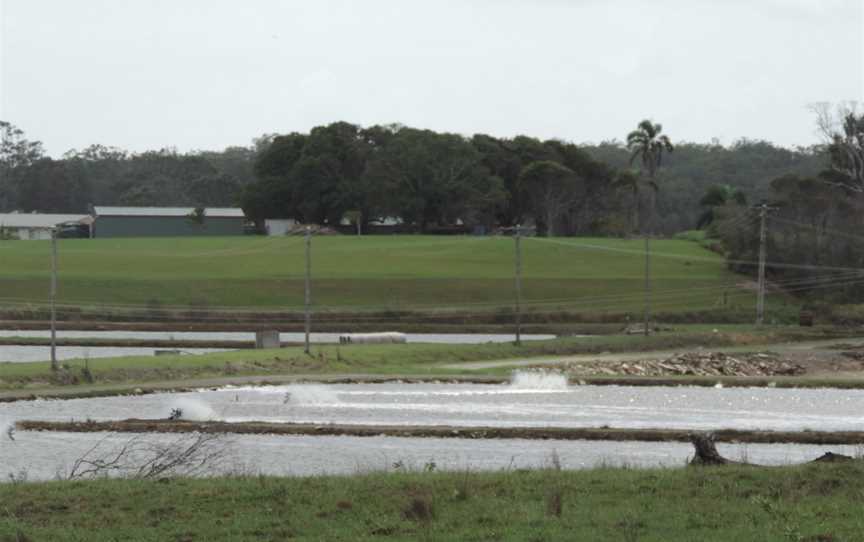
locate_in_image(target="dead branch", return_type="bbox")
[66,432,230,480]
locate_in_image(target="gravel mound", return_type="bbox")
[560,352,806,377]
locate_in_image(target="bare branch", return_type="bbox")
[65,433,230,480]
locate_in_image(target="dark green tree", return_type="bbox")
[519,160,581,237]
[14,158,91,212]
[697,184,747,228]
[243,133,309,220]
[368,128,503,231]
[0,121,44,210]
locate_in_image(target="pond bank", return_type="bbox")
[17,419,864,445]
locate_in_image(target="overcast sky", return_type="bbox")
[0,0,862,156]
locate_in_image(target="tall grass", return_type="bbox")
[1,464,862,540]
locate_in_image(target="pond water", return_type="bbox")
[2,431,856,481]
[3,376,862,481]
[0,346,230,363]
[0,330,556,344]
[3,376,861,432]
[0,331,556,363]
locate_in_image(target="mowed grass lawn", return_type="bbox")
[0,235,764,314]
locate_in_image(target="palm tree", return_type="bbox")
[626,119,673,337]
[616,120,674,232]
[697,184,747,228]
[627,120,674,179]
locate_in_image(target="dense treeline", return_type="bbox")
[0,121,260,213]
[243,122,621,235]
[0,119,834,237]
[708,110,864,306]
[584,140,824,233]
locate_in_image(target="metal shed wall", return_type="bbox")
[92,216,245,237]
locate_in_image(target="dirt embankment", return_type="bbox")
[16,419,864,445]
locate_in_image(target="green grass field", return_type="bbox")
[0,235,778,317]
[3,464,862,541]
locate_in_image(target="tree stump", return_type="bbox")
[689,433,737,465]
[689,432,855,466]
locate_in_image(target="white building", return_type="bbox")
[0,213,93,240]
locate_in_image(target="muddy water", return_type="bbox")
[3,378,863,481]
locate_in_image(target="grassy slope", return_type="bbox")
[0,235,776,315]
[2,465,862,541]
[0,326,848,392]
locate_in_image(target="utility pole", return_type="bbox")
[643,192,653,337]
[49,228,58,371]
[514,224,523,346]
[643,233,651,337]
[304,225,312,354]
[756,203,769,326]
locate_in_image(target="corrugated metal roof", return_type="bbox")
[0,213,92,228]
[92,207,245,218]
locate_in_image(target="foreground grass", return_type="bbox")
[0,235,785,316]
[0,326,852,393]
[2,464,863,541]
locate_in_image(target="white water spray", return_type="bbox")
[509,370,570,391]
[170,397,218,421]
[283,384,341,405]
[0,417,14,442]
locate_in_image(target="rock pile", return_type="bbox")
[561,352,806,377]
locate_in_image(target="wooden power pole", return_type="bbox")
[514,225,523,346]
[304,225,312,354]
[643,234,651,336]
[49,229,58,371]
[756,203,769,326]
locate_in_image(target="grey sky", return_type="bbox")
[1,0,862,156]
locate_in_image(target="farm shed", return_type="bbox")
[91,206,246,238]
[0,213,92,240]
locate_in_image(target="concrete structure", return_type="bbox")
[264,219,297,236]
[91,206,246,238]
[0,213,92,240]
[255,330,281,349]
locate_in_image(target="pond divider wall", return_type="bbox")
[16,419,864,445]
